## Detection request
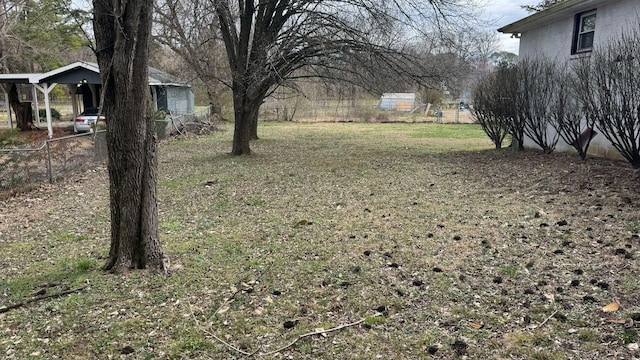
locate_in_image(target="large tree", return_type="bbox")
[93,0,165,272]
[208,0,477,155]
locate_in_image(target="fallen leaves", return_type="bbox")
[603,301,620,312]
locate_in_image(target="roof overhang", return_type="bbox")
[0,73,42,84]
[498,0,609,34]
[33,61,101,84]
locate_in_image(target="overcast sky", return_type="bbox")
[482,0,535,54]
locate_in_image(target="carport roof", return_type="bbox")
[0,73,41,84]
[0,61,190,87]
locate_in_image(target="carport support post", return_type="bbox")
[46,140,53,183]
[32,86,41,127]
[151,86,158,112]
[33,82,57,138]
[67,84,79,119]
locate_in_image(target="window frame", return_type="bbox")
[572,10,597,55]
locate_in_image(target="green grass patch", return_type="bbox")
[52,231,88,243]
[409,123,486,139]
[0,128,23,148]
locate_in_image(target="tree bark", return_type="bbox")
[93,0,165,273]
[249,107,259,140]
[231,88,254,155]
[204,83,223,116]
[7,84,34,131]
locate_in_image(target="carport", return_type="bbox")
[0,61,194,138]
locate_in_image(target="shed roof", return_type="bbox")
[498,0,609,34]
[380,93,416,100]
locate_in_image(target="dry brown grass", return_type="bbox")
[1,122,639,359]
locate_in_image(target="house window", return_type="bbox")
[573,11,596,54]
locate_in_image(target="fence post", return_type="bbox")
[46,140,53,183]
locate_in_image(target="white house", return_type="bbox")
[498,0,640,158]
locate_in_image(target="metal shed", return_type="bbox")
[378,93,417,112]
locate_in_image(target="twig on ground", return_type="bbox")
[213,287,243,316]
[258,318,366,357]
[206,331,255,357]
[196,273,365,357]
[204,317,366,357]
[213,273,262,316]
[535,309,558,329]
[0,286,87,314]
[192,292,369,358]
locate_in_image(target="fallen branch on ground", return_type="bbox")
[258,318,366,356]
[203,317,367,358]
[191,276,370,358]
[534,309,558,329]
[0,286,87,314]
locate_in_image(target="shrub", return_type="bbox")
[38,108,61,121]
[515,58,560,154]
[154,110,168,139]
[552,61,594,160]
[472,64,516,149]
[574,29,640,168]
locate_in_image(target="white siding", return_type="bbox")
[520,0,639,62]
[519,19,574,61]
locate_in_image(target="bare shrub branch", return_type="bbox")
[552,60,595,159]
[516,58,560,154]
[576,29,640,167]
[472,65,516,149]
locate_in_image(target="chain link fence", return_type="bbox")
[0,131,106,193]
[1,107,215,193]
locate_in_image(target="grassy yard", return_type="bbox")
[1,122,639,359]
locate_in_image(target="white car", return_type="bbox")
[74,108,106,133]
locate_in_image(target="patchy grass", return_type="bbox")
[0,128,22,148]
[1,122,640,359]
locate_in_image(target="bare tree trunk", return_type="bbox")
[231,87,254,155]
[204,83,223,116]
[93,0,165,273]
[6,84,33,131]
[249,106,259,140]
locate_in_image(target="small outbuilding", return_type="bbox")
[0,61,194,137]
[378,93,417,112]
